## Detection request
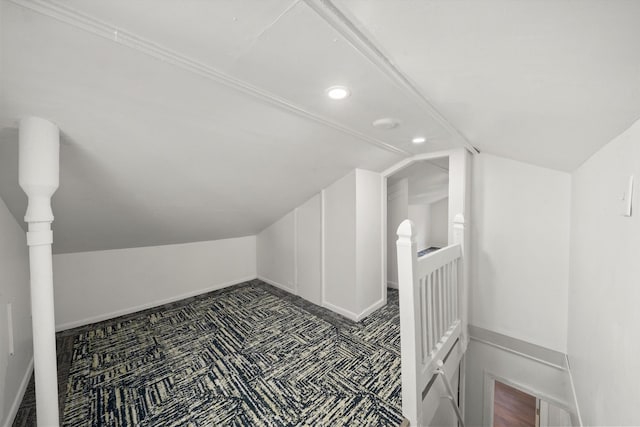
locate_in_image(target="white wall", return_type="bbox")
[258,169,383,320]
[568,119,640,426]
[53,236,256,330]
[356,170,384,313]
[448,148,471,245]
[387,179,408,285]
[324,171,358,314]
[429,197,448,248]
[0,197,33,427]
[408,204,429,251]
[471,153,571,352]
[257,211,295,292]
[256,195,323,305]
[296,194,322,305]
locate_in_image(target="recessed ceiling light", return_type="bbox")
[412,136,427,144]
[326,86,351,100]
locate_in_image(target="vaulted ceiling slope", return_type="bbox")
[0,0,463,253]
[1,1,639,254]
[336,0,640,172]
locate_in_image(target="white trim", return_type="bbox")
[303,0,478,154]
[470,335,566,372]
[7,303,14,355]
[3,357,34,427]
[382,150,456,178]
[322,301,359,321]
[55,275,257,331]
[356,297,385,321]
[386,280,398,289]
[379,173,387,307]
[565,355,584,426]
[320,190,327,307]
[8,0,409,157]
[258,275,297,295]
[322,297,385,322]
[293,208,299,295]
[458,354,467,424]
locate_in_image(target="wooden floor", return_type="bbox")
[493,381,536,427]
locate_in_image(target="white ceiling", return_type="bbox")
[1,0,639,253]
[337,0,640,171]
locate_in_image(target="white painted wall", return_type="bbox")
[296,194,322,305]
[408,204,429,251]
[465,340,574,426]
[471,153,571,352]
[256,195,323,305]
[355,170,383,313]
[257,211,295,292]
[53,236,256,330]
[568,119,640,426]
[323,171,358,314]
[429,197,448,248]
[387,179,408,286]
[258,169,383,320]
[448,148,471,245]
[0,197,33,427]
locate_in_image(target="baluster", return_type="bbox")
[427,272,435,353]
[445,262,451,328]
[420,277,428,362]
[432,271,438,348]
[442,263,447,331]
[453,259,458,321]
[449,260,456,325]
[438,266,444,341]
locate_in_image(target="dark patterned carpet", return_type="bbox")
[14,280,402,426]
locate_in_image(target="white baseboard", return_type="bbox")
[386,280,398,289]
[356,297,386,321]
[3,357,34,427]
[322,301,359,321]
[322,297,386,322]
[55,275,257,331]
[257,276,297,295]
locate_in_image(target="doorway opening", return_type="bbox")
[492,380,573,427]
[493,380,537,427]
[386,156,449,288]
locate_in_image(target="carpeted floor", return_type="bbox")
[14,280,402,426]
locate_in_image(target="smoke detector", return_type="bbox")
[372,118,401,130]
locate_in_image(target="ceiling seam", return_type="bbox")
[8,0,412,157]
[251,0,301,43]
[304,0,479,154]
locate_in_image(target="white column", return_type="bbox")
[453,213,467,426]
[19,117,61,426]
[452,213,467,347]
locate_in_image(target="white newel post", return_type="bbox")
[396,219,421,426]
[19,117,61,426]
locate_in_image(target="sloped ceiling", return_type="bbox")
[0,0,464,253]
[1,0,639,253]
[336,0,640,171]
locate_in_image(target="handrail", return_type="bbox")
[435,360,466,427]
